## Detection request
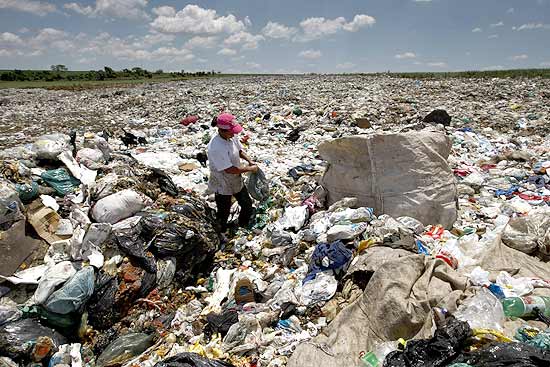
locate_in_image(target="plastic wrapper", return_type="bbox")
[454,288,505,331]
[96,333,154,367]
[246,168,269,202]
[502,212,550,255]
[0,180,24,229]
[0,305,22,326]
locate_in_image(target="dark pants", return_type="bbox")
[215,187,254,233]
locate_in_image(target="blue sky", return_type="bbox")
[0,0,549,73]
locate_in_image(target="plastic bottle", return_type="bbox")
[360,342,398,367]
[501,296,550,318]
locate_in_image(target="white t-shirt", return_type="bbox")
[207,134,244,195]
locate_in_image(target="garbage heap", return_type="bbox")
[1,76,550,367]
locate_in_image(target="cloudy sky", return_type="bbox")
[0,0,549,73]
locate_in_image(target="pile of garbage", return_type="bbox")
[1,75,550,367]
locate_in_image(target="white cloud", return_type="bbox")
[299,49,322,59]
[50,39,76,51]
[342,14,376,32]
[427,62,447,67]
[507,8,514,14]
[26,49,43,56]
[336,62,356,69]
[185,36,218,49]
[151,47,194,60]
[490,21,504,27]
[218,48,237,56]
[0,32,23,44]
[134,32,175,48]
[0,0,56,16]
[152,5,175,17]
[72,31,194,63]
[224,31,264,50]
[77,56,95,63]
[245,62,261,69]
[395,52,416,59]
[63,2,93,16]
[297,14,375,41]
[18,27,31,33]
[64,0,149,20]
[150,4,246,34]
[488,34,499,39]
[299,17,346,40]
[482,65,503,71]
[540,61,550,67]
[516,23,550,31]
[510,54,528,61]
[34,28,68,43]
[472,28,482,33]
[95,0,149,20]
[262,21,297,39]
[0,49,20,57]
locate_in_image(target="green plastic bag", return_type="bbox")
[15,182,39,203]
[41,168,80,196]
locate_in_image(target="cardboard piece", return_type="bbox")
[0,220,41,276]
[27,200,70,245]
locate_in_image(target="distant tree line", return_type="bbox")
[0,65,222,82]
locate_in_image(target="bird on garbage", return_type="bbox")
[196,151,208,167]
[69,130,77,157]
[100,129,111,141]
[120,129,147,147]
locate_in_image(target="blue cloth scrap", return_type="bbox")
[495,185,520,198]
[303,240,353,284]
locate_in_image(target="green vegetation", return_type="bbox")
[1,67,549,90]
[0,66,223,89]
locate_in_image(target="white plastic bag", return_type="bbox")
[32,134,71,160]
[278,206,309,231]
[300,271,338,306]
[454,287,505,331]
[326,223,368,242]
[76,148,105,169]
[32,261,76,305]
[91,189,152,224]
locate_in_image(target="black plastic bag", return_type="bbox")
[384,317,472,367]
[154,352,234,367]
[451,342,550,367]
[113,218,157,274]
[205,310,239,338]
[0,318,67,360]
[87,266,156,331]
[151,168,179,197]
[86,271,119,331]
[141,208,218,285]
[96,333,155,367]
